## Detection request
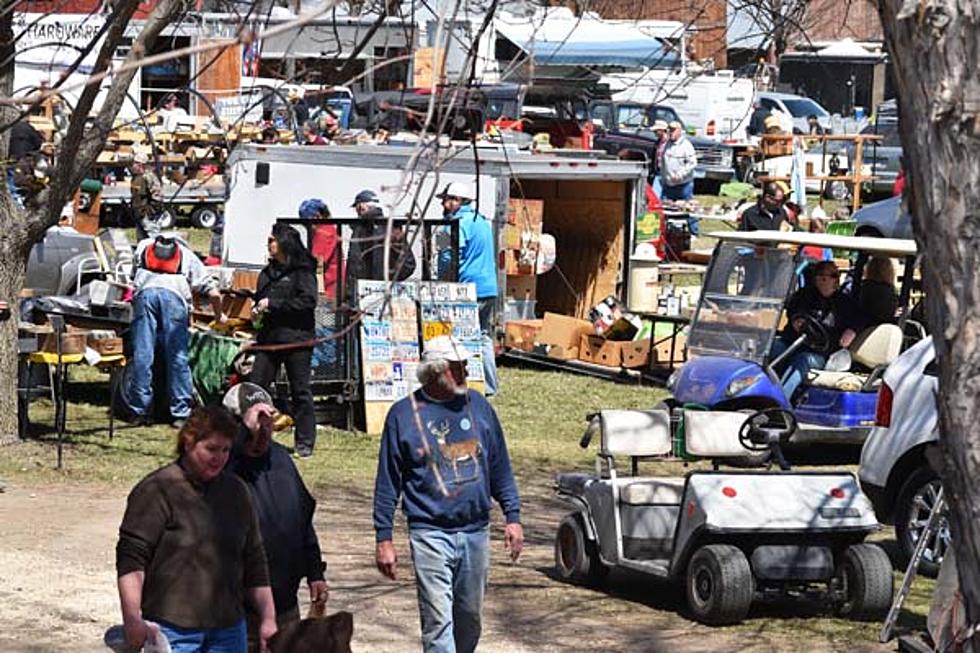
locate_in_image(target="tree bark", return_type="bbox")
[879,1,980,647]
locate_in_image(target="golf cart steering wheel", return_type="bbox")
[737,408,798,470]
[792,313,832,353]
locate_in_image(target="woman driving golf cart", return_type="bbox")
[770,260,861,400]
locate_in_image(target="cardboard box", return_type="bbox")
[504,319,543,352]
[579,334,622,367]
[547,344,579,360]
[502,248,536,275]
[232,269,260,292]
[88,336,124,356]
[507,198,544,229]
[621,340,651,368]
[539,312,594,349]
[413,47,446,87]
[652,331,687,365]
[222,294,254,320]
[505,274,536,301]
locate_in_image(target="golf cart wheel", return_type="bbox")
[191,206,219,229]
[554,514,607,586]
[895,467,948,578]
[685,544,754,625]
[156,208,176,230]
[834,544,894,620]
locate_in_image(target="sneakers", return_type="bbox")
[171,418,187,430]
[293,446,314,459]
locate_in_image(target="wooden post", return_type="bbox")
[853,137,865,213]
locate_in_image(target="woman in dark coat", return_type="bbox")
[251,223,319,457]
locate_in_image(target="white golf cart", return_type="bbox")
[554,408,894,625]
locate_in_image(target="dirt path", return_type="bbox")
[0,479,894,652]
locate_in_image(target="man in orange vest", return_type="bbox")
[124,235,225,427]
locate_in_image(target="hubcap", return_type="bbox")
[906,480,950,565]
[694,568,713,603]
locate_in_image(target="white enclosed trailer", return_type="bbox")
[223,144,647,321]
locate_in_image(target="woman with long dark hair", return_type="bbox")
[251,223,319,457]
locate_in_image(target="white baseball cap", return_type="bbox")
[422,335,472,362]
[436,181,474,201]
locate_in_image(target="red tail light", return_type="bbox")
[722,486,737,498]
[706,120,716,136]
[875,382,893,427]
[830,487,845,499]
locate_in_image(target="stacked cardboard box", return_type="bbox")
[537,312,593,360]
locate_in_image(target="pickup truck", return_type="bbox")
[590,100,737,185]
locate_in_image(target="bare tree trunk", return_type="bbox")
[879,1,980,646]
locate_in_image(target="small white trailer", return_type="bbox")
[223,144,648,323]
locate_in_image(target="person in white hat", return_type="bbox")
[436,181,500,396]
[129,152,163,240]
[373,334,523,653]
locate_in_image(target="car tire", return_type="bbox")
[554,513,607,586]
[895,466,947,578]
[834,543,894,620]
[156,208,176,230]
[685,544,754,625]
[824,180,852,201]
[191,207,219,229]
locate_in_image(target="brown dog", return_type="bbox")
[267,607,354,653]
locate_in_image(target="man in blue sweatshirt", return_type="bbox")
[437,181,500,396]
[373,335,523,653]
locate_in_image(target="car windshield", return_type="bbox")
[687,242,797,363]
[782,98,829,118]
[616,105,647,128]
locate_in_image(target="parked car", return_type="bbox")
[859,109,903,196]
[853,196,913,240]
[756,91,832,134]
[858,336,947,576]
[590,100,737,185]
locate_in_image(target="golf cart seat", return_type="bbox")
[557,409,673,496]
[807,324,904,391]
[683,410,756,458]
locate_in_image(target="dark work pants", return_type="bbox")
[250,347,316,452]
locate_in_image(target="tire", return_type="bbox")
[824,180,852,201]
[835,544,894,620]
[191,207,219,229]
[894,466,948,578]
[685,544,754,625]
[554,514,607,586]
[156,208,176,230]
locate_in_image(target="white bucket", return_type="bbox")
[628,259,660,313]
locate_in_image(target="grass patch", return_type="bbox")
[0,365,667,489]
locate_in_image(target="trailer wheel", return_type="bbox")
[686,544,754,625]
[835,543,894,620]
[156,208,176,230]
[191,207,219,229]
[554,514,607,586]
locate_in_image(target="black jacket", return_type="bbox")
[254,258,317,343]
[740,202,788,232]
[858,279,898,328]
[345,207,416,300]
[780,286,860,353]
[229,439,325,613]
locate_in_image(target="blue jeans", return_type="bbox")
[477,298,498,396]
[126,287,194,419]
[770,338,826,400]
[156,619,246,653]
[409,527,490,653]
[661,180,698,235]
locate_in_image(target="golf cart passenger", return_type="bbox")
[858,256,899,327]
[770,261,860,399]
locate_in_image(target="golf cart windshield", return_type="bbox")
[687,242,797,363]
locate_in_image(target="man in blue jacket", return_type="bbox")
[373,335,523,653]
[437,181,499,395]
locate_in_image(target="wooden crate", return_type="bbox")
[87,336,124,356]
[41,332,88,355]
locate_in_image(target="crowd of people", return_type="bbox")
[117,331,522,653]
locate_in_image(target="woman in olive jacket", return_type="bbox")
[251,223,319,457]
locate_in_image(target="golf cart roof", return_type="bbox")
[710,230,918,257]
